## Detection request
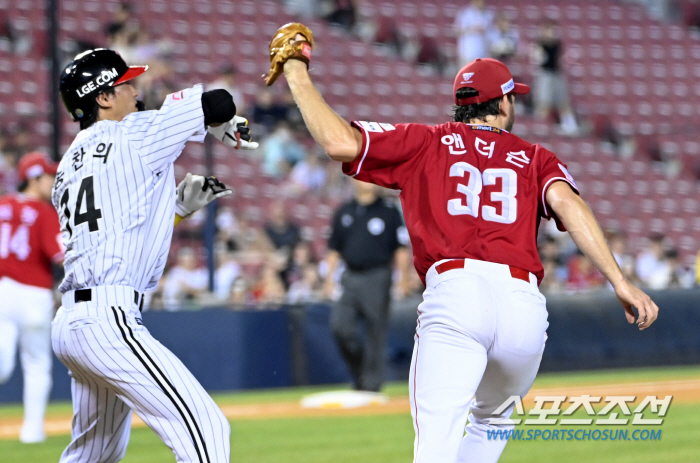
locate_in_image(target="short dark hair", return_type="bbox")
[17,180,28,192]
[80,87,116,130]
[453,87,512,123]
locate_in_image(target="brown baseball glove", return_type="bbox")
[264,23,314,86]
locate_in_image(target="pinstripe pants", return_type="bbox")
[52,286,230,463]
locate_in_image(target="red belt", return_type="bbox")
[435,259,531,283]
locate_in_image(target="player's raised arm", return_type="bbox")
[545,181,659,330]
[265,23,362,163]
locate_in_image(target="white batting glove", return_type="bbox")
[207,116,259,150]
[175,173,232,217]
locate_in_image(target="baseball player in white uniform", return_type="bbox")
[51,48,257,462]
[0,152,64,443]
[265,25,660,463]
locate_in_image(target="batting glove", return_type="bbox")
[207,116,259,150]
[175,173,232,217]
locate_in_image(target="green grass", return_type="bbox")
[0,365,698,462]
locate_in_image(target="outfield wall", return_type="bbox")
[0,289,698,403]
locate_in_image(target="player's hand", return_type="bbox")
[264,23,314,86]
[175,173,232,218]
[613,280,659,331]
[207,116,259,150]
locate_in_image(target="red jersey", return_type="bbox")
[0,194,64,289]
[343,122,579,284]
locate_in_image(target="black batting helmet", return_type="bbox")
[59,48,148,122]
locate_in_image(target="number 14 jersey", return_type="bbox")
[0,194,63,289]
[51,85,207,294]
[343,122,579,285]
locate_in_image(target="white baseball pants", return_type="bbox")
[0,276,54,442]
[52,285,230,463]
[409,259,549,463]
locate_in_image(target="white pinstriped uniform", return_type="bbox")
[51,85,230,463]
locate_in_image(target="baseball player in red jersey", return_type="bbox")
[0,152,63,443]
[268,25,659,463]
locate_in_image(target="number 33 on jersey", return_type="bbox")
[342,121,579,285]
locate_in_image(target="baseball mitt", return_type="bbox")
[264,22,314,86]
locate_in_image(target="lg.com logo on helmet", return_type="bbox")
[76,68,119,97]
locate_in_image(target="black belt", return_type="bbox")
[74,288,144,312]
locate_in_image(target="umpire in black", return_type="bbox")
[323,179,411,392]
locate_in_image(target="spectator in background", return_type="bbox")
[540,259,564,292]
[251,260,287,305]
[282,240,316,289]
[487,13,519,62]
[216,206,242,252]
[162,247,208,309]
[0,15,32,55]
[321,158,352,198]
[232,211,275,259]
[608,231,638,284]
[646,248,694,289]
[374,17,404,57]
[416,34,448,75]
[264,200,301,255]
[288,150,327,193]
[106,9,173,105]
[105,2,132,38]
[323,0,357,31]
[323,179,411,392]
[229,276,249,306]
[566,250,606,291]
[454,0,494,65]
[281,91,305,131]
[214,248,242,301]
[538,235,566,292]
[531,20,579,135]
[260,122,306,177]
[287,264,322,304]
[636,233,667,286]
[207,66,246,116]
[252,88,289,133]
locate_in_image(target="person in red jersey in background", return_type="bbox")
[0,151,63,443]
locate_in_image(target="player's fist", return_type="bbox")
[264,22,314,86]
[207,116,259,150]
[175,173,232,218]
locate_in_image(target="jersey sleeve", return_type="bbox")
[537,145,579,226]
[121,84,207,173]
[39,205,64,263]
[342,122,433,190]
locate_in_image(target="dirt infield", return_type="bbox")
[1,379,699,440]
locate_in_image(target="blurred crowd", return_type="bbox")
[538,227,696,293]
[146,194,427,311]
[1,2,700,311]
[147,208,699,311]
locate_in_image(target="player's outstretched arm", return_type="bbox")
[545,181,659,330]
[283,60,362,162]
[174,173,232,226]
[265,23,362,162]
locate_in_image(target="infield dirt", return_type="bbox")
[0,378,698,440]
